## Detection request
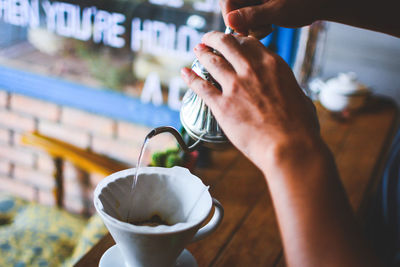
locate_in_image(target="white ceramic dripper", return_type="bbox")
[94,167,223,267]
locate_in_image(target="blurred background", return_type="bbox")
[0,0,398,216]
[0,1,399,266]
[322,23,400,104]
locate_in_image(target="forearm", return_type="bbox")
[261,138,381,266]
[321,0,400,37]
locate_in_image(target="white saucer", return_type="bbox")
[99,245,198,267]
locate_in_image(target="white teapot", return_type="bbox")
[309,72,370,112]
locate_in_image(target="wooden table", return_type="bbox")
[76,97,398,267]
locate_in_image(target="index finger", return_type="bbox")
[201,31,257,75]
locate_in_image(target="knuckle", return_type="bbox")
[227,78,241,94]
[196,79,215,97]
[218,98,231,111]
[199,80,210,91]
[241,62,254,76]
[209,55,222,66]
[219,33,233,43]
[264,53,278,69]
[190,78,210,97]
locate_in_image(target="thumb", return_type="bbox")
[227,4,273,36]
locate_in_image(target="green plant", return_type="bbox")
[150,147,183,168]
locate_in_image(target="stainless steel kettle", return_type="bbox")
[180,27,233,149]
[150,28,234,151]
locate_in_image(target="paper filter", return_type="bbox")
[94,166,212,233]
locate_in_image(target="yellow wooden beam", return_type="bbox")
[21,132,130,177]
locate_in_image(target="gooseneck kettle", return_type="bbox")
[148,28,234,151]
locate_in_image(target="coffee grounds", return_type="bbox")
[130,214,171,227]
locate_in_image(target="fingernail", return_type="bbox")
[194,43,207,51]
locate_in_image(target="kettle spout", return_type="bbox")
[147,126,202,153]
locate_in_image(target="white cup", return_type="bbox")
[94,166,223,267]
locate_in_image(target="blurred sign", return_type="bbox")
[0,0,220,54]
[0,0,225,111]
[0,0,299,126]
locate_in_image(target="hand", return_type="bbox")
[181,32,384,267]
[220,0,328,38]
[180,31,321,172]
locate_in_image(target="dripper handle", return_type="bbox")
[147,126,202,153]
[191,198,224,243]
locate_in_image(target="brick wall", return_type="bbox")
[0,91,176,214]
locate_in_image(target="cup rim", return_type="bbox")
[93,166,213,235]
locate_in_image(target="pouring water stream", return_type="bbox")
[126,127,203,222]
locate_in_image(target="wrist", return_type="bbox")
[257,134,332,178]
